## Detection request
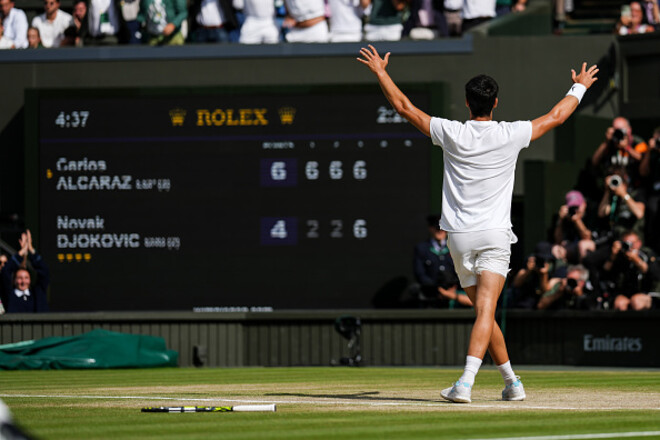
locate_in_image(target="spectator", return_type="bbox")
[31,0,74,48]
[591,116,647,187]
[403,0,447,40]
[85,0,125,44]
[640,0,659,25]
[0,20,13,48]
[119,0,142,43]
[537,264,594,310]
[189,0,238,43]
[616,1,655,34]
[597,167,646,241]
[412,215,472,308]
[640,127,660,253]
[72,0,88,41]
[443,0,461,36]
[139,0,187,45]
[509,242,554,309]
[553,0,573,32]
[583,230,659,311]
[27,26,43,47]
[552,190,595,264]
[363,0,406,41]
[282,0,329,42]
[0,0,28,48]
[462,0,495,32]
[327,0,365,42]
[0,230,50,313]
[235,0,279,44]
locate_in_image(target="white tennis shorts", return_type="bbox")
[447,229,517,288]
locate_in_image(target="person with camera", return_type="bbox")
[591,117,648,187]
[536,264,593,310]
[639,127,660,254]
[597,167,646,241]
[583,230,658,311]
[509,241,554,309]
[553,190,595,264]
[413,215,472,308]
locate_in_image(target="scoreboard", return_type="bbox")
[29,86,440,311]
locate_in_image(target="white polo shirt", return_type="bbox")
[3,7,29,48]
[430,117,532,233]
[31,9,74,48]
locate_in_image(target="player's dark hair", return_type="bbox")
[465,75,499,117]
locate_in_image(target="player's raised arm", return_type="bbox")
[530,62,598,142]
[357,45,431,137]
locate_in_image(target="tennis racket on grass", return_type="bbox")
[141,404,276,413]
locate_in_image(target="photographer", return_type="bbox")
[591,117,648,186]
[553,190,595,264]
[583,230,659,311]
[510,242,554,309]
[639,127,660,253]
[597,167,646,241]
[537,265,594,310]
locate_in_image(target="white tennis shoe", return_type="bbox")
[502,376,526,401]
[441,381,472,403]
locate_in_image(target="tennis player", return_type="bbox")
[357,45,598,403]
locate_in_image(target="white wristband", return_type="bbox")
[566,83,587,103]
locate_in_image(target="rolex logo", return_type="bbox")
[278,107,295,125]
[169,108,187,126]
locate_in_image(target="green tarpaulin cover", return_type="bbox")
[0,329,178,370]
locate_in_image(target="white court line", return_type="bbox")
[467,432,660,440]
[1,393,659,412]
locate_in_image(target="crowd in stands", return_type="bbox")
[0,0,532,48]
[1,0,657,49]
[509,118,660,312]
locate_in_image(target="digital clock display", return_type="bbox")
[33,86,438,311]
[55,111,90,128]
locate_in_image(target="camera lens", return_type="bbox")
[609,175,622,188]
[566,278,578,292]
[612,128,625,143]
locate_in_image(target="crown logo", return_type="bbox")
[169,108,186,126]
[278,107,295,125]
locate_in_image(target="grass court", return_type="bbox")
[1,367,659,439]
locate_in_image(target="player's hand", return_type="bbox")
[571,62,598,89]
[357,45,390,76]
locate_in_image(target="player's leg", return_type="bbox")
[466,270,506,359]
[440,273,503,403]
[464,283,509,365]
[464,273,526,401]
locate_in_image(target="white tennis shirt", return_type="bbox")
[429,117,532,233]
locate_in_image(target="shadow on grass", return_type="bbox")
[264,391,444,403]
